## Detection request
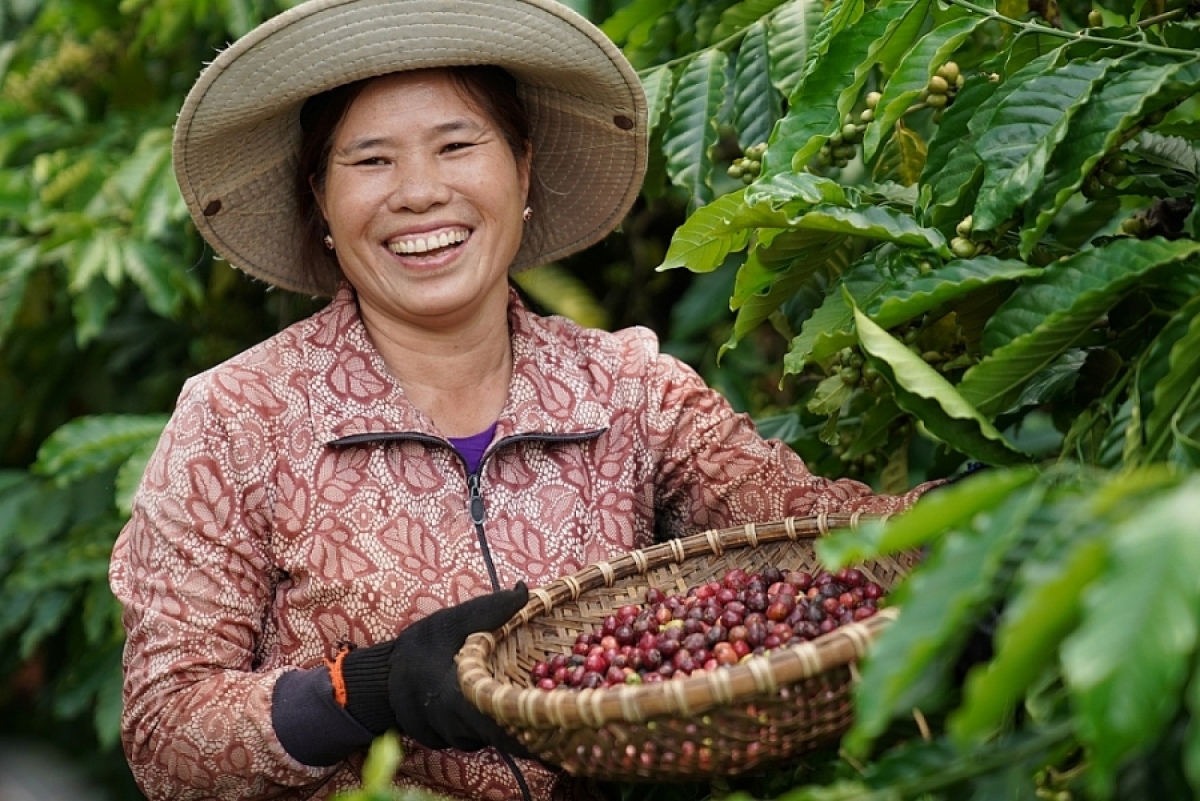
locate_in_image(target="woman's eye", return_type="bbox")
[355,156,387,166]
[443,142,474,153]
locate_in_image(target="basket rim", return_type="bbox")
[457,513,902,731]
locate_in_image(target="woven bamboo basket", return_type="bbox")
[457,514,916,781]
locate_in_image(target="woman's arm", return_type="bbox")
[110,378,341,800]
[640,348,939,536]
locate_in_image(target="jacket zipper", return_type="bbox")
[466,468,500,591]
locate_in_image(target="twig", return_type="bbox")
[942,0,1197,58]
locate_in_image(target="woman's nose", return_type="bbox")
[386,157,452,213]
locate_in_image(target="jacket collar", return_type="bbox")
[305,285,611,445]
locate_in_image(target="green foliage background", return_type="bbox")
[1,0,1199,799]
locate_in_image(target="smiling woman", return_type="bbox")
[107,0,940,799]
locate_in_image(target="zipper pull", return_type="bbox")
[467,472,486,526]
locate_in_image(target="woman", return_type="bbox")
[109,0,935,799]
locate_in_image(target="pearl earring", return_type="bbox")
[323,235,334,250]
[522,206,533,222]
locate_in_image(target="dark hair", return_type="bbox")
[295,65,535,295]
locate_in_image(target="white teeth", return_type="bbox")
[389,229,468,255]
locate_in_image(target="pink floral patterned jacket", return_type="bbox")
[110,286,930,800]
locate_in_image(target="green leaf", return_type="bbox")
[818,466,1041,567]
[845,481,1048,754]
[115,438,157,517]
[971,58,1114,233]
[797,0,863,82]
[958,237,1200,416]
[639,65,674,135]
[745,170,850,208]
[951,535,1108,744]
[1062,478,1200,798]
[1141,296,1200,463]
[867,0,933,78]
[765,0,827,98]
[1021,55,1200,257]
[852,296,1032,465]
[712,0,790,40]
[664,50,728,211]
[870,256,1040,329]
[124,239,197,319]
[361,732,405,792]
[33,414,169,487]
[602,0,674,44]
[784,250,915,374]
[724,234,854,354]
[512,263,609,329]
[658,189,753,272]
[768,0,911,176]
[731,229,844,309]
[733,21,783,151]
[0,238,38,346]
[863,16,987,162]
[19,588,73,658]
[794,204,948,251]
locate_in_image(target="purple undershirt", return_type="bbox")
[448,422,497,474]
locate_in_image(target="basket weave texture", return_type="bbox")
[457,514,915,781]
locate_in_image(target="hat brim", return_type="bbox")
[174,0,647,295]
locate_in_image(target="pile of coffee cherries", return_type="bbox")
[530,565,886,691]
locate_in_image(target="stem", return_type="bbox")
[942,0,1197,58]
[1138,8,1190,27]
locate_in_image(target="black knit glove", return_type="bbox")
[338,583,531,756]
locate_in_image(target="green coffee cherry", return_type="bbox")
[950,237,978,258]
[935,61,960,84]
[928,75,950,95]
[955,215,973,238]
[865,91,882,110]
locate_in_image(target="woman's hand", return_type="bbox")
[340,583,532,756]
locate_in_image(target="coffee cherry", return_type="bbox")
[950,237,978,258]
[935,61,960,84]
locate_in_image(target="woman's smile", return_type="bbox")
[386,226,471,256]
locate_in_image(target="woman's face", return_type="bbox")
[315,69,531,329]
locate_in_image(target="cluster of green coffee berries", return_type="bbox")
[921,61,965,110]
[817,106,870,169]
[829,346,885,395]
[728,142,767,184]
[950,215,978,259]
[1081,154,1130,199]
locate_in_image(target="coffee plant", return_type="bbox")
[0,0,1198,798]
[614,0,1200,797]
